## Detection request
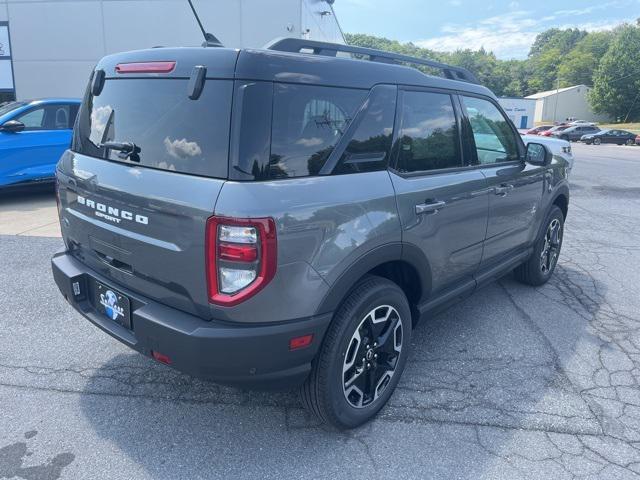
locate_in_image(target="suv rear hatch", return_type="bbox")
[56,48,238,318]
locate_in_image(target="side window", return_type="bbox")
[334,85,396,175]
[16,107,45,129]
[270,84,366,178]
[15,104,74,131]
[396,91,461,173]
[462,96,520,164]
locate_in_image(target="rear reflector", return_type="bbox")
[289,334,314,351]
[115,61,176,74]
[151,350,172,365]
[219,243,258,262]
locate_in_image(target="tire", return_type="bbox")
[514,206,564,286]
[300,275,412,429]
[593,138,601,145]
[626,138,634,146]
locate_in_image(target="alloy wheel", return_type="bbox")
[342,305,403,408]
[540,218,562,275]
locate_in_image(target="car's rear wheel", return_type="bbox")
[593,138,601,145]
[300,276,411,429]
[626,138,634,146]
[514,206,564,286]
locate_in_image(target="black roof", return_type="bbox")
[95,42,495,98]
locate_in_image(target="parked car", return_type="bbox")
[51,39,570,429]
[581,129,637,145]
[0,98,81,189]
[522,134,574,172]
[552,125,600,142]
[636,134,640,146]
[568,120,595,126]
[541,125,569,137]
[526,125,554,135]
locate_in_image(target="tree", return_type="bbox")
[589,24,640,120]
[528,28,587,58]
[557,31,614,87]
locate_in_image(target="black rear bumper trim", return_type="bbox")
[51,250,332,389]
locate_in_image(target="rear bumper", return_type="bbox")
[51,250,332,389]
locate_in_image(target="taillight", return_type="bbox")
[206,216,277,306]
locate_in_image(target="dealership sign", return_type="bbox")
[0,22,15,93]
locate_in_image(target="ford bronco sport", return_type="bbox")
[52,38,569,429]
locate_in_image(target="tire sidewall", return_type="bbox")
[322,280,411,428]
[532,206,564,282]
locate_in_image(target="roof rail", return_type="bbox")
[265,38,480,85]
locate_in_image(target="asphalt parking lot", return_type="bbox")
[1,143,639,479]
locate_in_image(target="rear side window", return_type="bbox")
[333,85,397,175]
[396,91,461,173]
[270,84,366,178]
[73,79,233,178]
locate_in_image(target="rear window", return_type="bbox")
[73,79,233,178]
[269,84,367,178]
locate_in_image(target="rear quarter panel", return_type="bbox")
[213,171,401,322]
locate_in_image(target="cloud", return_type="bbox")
[163,137,202,159]
[414,4,629,59]
[416,10,539,59]
[89,105,113,145]
[296,137,324,147]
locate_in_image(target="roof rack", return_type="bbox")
[265,38,479,85]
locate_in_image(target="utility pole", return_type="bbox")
[552,77,560,124]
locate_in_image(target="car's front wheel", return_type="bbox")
[626,138,634,146]
[593,138,601,145]
[514,205,564,286]
[301,276,411,429]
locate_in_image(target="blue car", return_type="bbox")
[0,98,80,189]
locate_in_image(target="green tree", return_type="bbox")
[557,31,614,86]
[528,28,587,57]
[527,29,589,92]
[589,24,640,120]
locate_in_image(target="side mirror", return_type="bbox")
[525,142,552,166]
[0,120,26,133]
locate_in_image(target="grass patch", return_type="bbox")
[597,123,640,134]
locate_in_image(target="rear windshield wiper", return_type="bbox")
[101,141,141,162]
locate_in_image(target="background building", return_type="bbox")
[497,97,536,129]
[0,0,344,102]
[526,85,611,124]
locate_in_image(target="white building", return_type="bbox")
[526,84,611,124]
[498,97,536,129]
[0,0,344,101]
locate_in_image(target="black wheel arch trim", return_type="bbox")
[550,183,570,218]
[315,242,432,316]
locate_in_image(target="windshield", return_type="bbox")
[0,101,27,118]
[73,79,233,178]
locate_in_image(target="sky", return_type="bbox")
[332,0,639,59]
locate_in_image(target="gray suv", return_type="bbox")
[52,39,570,429]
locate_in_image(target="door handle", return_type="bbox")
[494,184,514,196]
[415,200,446,215]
